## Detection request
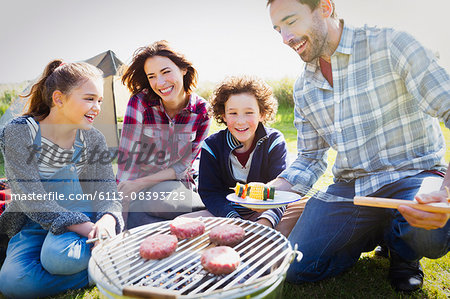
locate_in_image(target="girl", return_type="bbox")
[117,40,210,228]
[191,76,288,229]
[0,60,123,298]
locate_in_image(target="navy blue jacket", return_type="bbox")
[198,123,287,226]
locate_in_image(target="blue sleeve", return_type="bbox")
[259,130,289,226]
[267,130,288,180]
[198,142,241,219]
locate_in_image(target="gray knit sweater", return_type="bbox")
[0,116,124,238]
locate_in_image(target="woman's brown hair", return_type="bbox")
[210,75,278,125]
[121,40,198,98]
[24,60,103,121]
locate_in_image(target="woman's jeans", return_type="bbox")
[127,180,205,229]
[286,172,450,283]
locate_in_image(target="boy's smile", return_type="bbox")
[223,93,263,153]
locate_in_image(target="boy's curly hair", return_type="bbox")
[210,76,278,125]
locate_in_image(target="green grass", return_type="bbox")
[0,104,449,298]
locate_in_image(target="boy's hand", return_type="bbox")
[257,218,273,228]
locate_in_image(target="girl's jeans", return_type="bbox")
[0,218,93,298]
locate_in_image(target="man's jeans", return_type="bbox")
[287,172,450,283]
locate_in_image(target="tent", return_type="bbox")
[0,50,130,149]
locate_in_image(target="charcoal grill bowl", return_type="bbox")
[89,257,294,299]
[88,217,302,299]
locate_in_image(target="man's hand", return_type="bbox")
[398,189,449,230]
[246,178,293,212]
[268,177,293,191]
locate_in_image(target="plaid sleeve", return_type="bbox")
[172,105,211,180]
[116,96,144,182]
[278,90,329,187]
[388,30,450,129]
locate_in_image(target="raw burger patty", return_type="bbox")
[139,234,178,260]
[170,217,205,239]
[201,246,240,275]
[209,224,245,246]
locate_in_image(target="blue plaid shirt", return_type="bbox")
[280,22,450,196]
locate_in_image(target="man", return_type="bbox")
[267,0,450,292]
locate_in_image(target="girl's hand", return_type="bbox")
[67,221,95,238]
[88,214,117,247]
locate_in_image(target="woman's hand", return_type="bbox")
[118,179,147,225]
[118,180,146,199]
[398,189,450,230]
[88,214,117,247]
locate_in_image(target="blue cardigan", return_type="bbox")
[198,123,288,226]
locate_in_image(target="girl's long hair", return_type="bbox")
[24,60,103,120]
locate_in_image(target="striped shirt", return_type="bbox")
[116,91,210,185]
[25,118,87,178]
[280,22,450,196]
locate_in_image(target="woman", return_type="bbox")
[118,40,210,228]
[0,60,123,298]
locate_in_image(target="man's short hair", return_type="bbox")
[267,0,337,19]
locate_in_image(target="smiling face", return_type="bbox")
[57,77,103,129]
[270,0,328,63]
[223,93,263,152]
[144,55,188,113]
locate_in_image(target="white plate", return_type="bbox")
[226,191,302,209]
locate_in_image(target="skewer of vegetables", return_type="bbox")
[232,182,275,201]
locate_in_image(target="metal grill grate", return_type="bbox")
[89,217,296,298]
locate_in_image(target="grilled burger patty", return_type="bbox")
[201,246,240,275]
[209,224,245,246]
[170,217,206,240]
[139,234,178,260]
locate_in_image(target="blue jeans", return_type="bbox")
[287,172,450,283]
[0,219,92,298]
[127,180,205,229]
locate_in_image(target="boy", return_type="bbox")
[197,76,288,229]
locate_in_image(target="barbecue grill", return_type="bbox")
[89,217,302,298]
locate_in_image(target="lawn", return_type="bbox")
[0,106,449,298]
